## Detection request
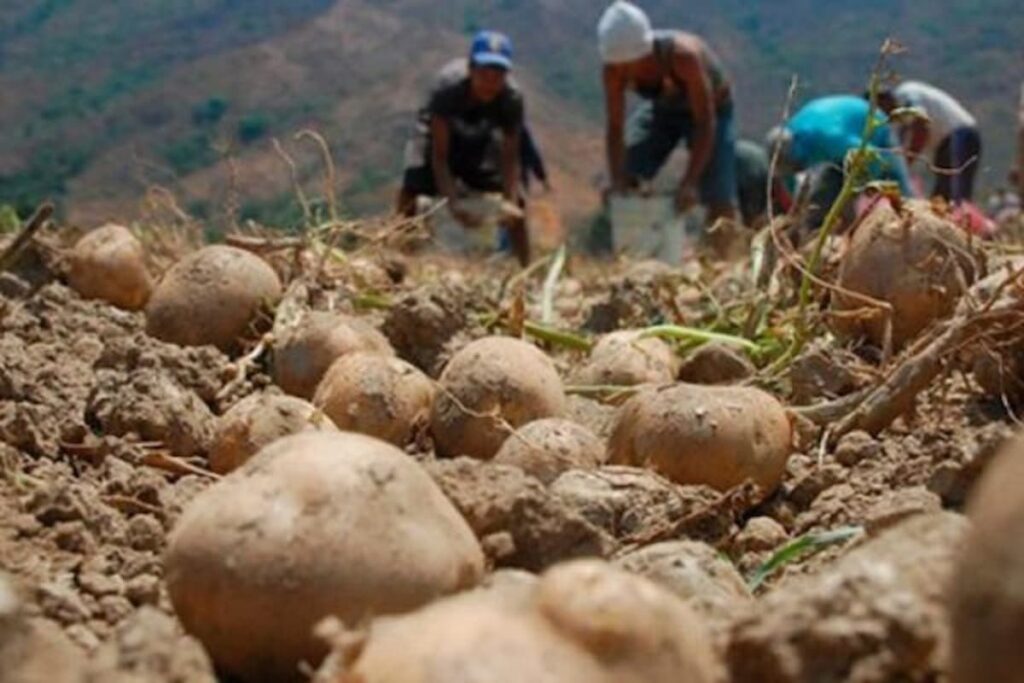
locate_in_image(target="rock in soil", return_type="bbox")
[424,458,613,571]
[725,512,967,683]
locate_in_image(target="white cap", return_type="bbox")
[597,1,654,64]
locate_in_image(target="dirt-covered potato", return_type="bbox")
[615,540,752,627]
[493,419,605,484]
[678,343,755,385]
[329,559,718,683]
[313,352,435,447]
[608,384,792,498]
[950,435,1024,683]
[67,223,153,311]
[832,200,982,350]
[146,246,282,352]
[273,311,394,399]
[165,431,484,683]
[573,330,678,386]
[431,336,567,460]
[209,393,336,474]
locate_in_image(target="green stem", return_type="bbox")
[523,321,593,352]
[351,293,393,310]
[640,324,759,352]
[780,70,885,371]
[541,244,567,325]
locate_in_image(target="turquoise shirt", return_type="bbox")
[785,95,911,193]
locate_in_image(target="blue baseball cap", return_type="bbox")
[470,30,513,70]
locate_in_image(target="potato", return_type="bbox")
[313,352,435,447]
[146,245,282,352]
[273,311,394,399]
[950,435,1024,683]
[608,383,792,498]
[615,540,752,627]
[165,431,485,683]
[431,336,567,460]
[67,223,153,310]
[678,342,755,385]
[492,418,605,484]
[573,330,678,386]
[209,393,336,474]
[832,200,981,350]
[332,559,718,683]
[535,560,719,682]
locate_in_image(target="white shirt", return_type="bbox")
[893,81,977,154]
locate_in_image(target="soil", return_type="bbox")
[0,234,1019,682]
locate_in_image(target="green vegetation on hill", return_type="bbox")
[0,0,1020,224]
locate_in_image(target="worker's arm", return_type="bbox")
[430,115,479,227]
[904,119,930,166]
[603,65,629,192]
[670,43,717,211]
[501,125,522,205]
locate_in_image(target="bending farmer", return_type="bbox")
[598,0,738,220]
[877,81,981,203]
[769,95,912,231]
[397,31,529,265]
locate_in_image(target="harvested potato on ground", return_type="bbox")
[536,560,719,682]
[615,540,752,629]
[608,384,792,498]
[209,393,335,474]
[146,245,281,352]
[431,336,567,460]
[950,435,1024,683]
[313,352,435,447]
[573,330,678,386]
[330,559,718,683]
[67,223,153,311]
[165,431,484,683]
[493,419,605,484]
[678,342,755,385]
[273,311,394,399]
[832,199,981,350]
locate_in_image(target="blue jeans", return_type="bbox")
[626,98,738,209]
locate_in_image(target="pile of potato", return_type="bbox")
[44,161,1024,683]
[136,237,801,679]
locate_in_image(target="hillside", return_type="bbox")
[0,0,1021,232]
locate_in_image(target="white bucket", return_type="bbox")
[425,194,506,256]
[609,195,697,265]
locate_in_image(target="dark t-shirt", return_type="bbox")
[421,59,525,175]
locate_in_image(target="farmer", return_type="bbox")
[877,81,981,203]
[598,0,738,221]
[396,30,529,265]
[768,95,912,231]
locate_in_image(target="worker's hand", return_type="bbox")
[674,183,699,214]
[449,201,483,229]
